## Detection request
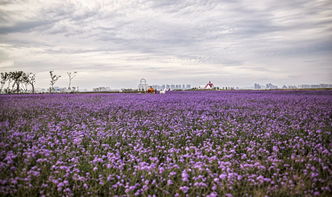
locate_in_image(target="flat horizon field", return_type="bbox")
[0,90,331,196]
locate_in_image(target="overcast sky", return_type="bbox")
[0,0,331,89]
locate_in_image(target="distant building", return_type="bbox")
[253,83,332,90]
[254,83,261,89]
[319,84,331,88]
[53,87,67,93]
[93,87,111,92]
[151,84,192,90]
[152,85,162,90]
[266,83,278,89]
[288,85,297,89]
[297,84,332,89]
[311,85,321,88]
[298,84,311,89]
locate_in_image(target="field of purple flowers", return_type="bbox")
[0,91,331,196]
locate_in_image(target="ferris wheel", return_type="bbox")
[138,78,148,91]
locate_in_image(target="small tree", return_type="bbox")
[6,72,13,93]
[11,71,24,93]
[67,72,77,90]
[0,72,9,93]
[1,72,36,94]
[49,71,61,93]
[22,72,30,92]
[28,73,36,94]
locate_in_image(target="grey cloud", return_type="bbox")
[0,0,331,89]
[0,1,11,5]
[71,64,135,72]
[257,39,332,58]
[0,20,55,34]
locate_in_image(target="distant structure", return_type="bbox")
[266,83,278,89]
[93,87,111,92]
[204,81,214,89]
[254,83,277,89]
[138,78,148,91]
[147,86,155,93]
[288,85,297,89]
[254,83,332,90]
[151,84,191,90]
[53,86,67,93]
[254,83,262,89]
[298,84,332,89]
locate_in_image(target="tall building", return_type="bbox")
[298,84,311,89]
[254,83,261,89]
[150,83,193,90]
[93,87,111,92]
[266,83,278,89]
[288,85,297,89]
[152,85,161,90]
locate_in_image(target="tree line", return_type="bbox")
[0,71,77,94]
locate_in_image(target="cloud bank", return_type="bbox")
[0,0,331,89]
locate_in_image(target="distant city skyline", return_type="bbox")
[1,0,331,89]
[47,82,332,91]
[1,70,332,91]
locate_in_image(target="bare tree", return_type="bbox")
[67,72,77,90]
[1,71,37,94]
[6,72,13,93]
[22,72,30,92]
[0,72,9,93]
[11,71,25,93]
[28,73,36,94]
[49,71,61,93]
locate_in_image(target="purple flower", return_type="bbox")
[219,173,227,180]
[0,91,331,196]
[180,186,189,193]
[207,192,218,197]
[181,170,189,182]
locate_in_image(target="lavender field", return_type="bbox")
[0,91,331,196]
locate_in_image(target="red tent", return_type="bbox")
[204,81,214,89]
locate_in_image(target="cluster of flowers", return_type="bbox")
[0,90,331,196]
